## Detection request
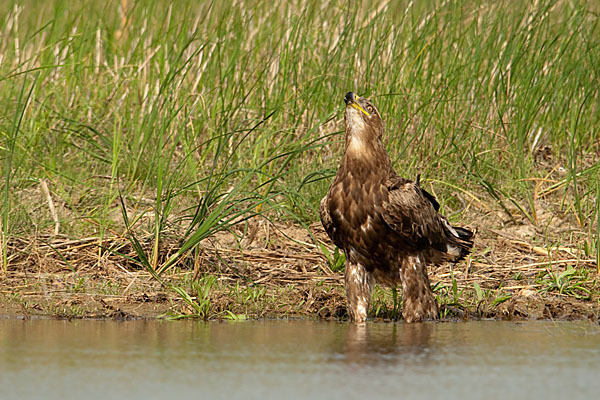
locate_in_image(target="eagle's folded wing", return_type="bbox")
[319,195,344,249]
[381,176,448,252]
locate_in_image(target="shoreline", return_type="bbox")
[2,223,597,322]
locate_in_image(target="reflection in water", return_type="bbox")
[0,319,599,400]
[343,322,434,365]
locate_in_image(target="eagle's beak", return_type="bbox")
[344,92,370,116]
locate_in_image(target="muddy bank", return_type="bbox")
[1,222,598,321]
[1,270,597,321]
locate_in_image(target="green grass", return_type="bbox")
[162,272,316,320]
[0,0,598,315]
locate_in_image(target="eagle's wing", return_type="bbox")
[381,175,448,252]
[320,195,344,249]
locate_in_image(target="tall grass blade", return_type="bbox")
[1,73,37,272]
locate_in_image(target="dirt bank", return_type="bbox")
[1,220,598,321]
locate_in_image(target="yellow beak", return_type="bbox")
[350,98,370,116]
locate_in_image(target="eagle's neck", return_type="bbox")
[343,129,392,171]
[340,107,393,178]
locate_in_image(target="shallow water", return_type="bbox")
[1,319,599,399]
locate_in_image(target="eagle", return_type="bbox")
[320,92,474,323]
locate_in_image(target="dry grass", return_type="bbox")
[2,203,598,320]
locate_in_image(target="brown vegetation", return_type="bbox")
[2,211,598,321]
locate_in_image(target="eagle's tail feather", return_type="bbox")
[454,226,474,241]
[443,220,474,262]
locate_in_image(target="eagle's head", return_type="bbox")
[343,92,384,152]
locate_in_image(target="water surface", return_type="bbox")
[1,319,599,399]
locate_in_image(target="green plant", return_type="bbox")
[540,266,593,299]
[169,275,218,320]
[1,73,37,271]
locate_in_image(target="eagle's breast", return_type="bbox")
[327,154,396,274]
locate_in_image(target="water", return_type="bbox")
[1,319,599,400]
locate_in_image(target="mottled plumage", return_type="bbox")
[320,92,474,322]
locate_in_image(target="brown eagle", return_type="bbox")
[320,92,474,323]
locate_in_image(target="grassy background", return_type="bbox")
[1,0,598,278]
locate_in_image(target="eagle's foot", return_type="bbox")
[349,305,368,323]
[345,261,373,323]
[399,255,439,323]
[401,294,439,323]
[347,287,371,323]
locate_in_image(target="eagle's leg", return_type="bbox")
[344,260,373,323]
[399,255,438,323]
